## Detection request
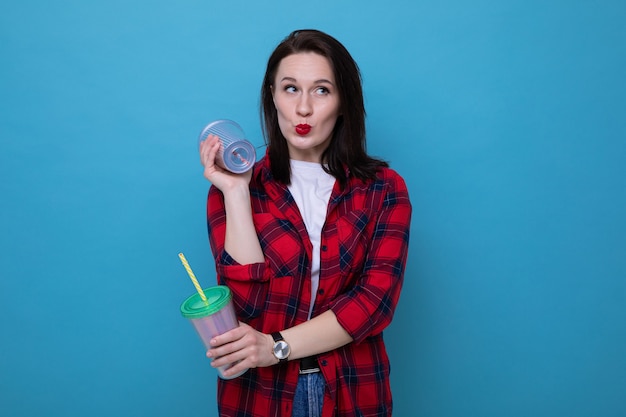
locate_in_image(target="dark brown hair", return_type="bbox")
[260,29,388,187]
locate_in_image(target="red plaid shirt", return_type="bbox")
[206,152,412,417]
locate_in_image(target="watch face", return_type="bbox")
[273,340,290,360]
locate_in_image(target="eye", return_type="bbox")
[315,86,330,95]
[284,85,297,93]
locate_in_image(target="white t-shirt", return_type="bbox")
[288,159,336,319]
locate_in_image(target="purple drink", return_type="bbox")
[180,285,248,379]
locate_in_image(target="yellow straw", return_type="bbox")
[178,253,208,303]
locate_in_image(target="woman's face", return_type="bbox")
[272,52,340,162]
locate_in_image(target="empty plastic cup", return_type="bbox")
[198,119,256,174]
[180,285,248,379]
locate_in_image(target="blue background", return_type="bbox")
[1,1,625,416]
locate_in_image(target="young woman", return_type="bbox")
[199,29,412,417]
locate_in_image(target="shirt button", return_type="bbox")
[321,245,327,251]
[318,289,325,295]
[321,359,328,366]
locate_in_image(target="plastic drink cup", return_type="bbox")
[180,285,248,379]
[198,119,256,174]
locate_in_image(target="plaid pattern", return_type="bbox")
[206,152,412,417]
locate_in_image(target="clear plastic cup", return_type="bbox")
[198,119,256,174]
[180,285,248,379]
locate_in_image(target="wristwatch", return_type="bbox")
[271,332,291,363]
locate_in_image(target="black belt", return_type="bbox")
[299,355,320,374]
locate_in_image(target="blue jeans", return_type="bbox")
[292,372,325,417]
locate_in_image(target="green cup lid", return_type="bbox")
[180,285,232,319]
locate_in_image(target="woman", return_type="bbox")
[200,29,412,417]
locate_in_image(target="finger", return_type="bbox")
[206,338,242,359]
[206,325,254,363]
[199,135,221,166]
[210,325,245,348]
[209,342,257,373]
[200,133,220,148]
[220,359,249,378]
[207,341,249,371]
[208,348,244,368]
[206,329,249,361]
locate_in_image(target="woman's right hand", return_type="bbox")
[202,134,264,264]
[199,134,253,193]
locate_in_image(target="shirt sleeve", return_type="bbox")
[329,171,412,343]
[206,185,271,320]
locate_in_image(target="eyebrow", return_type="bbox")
[280,76,335,85]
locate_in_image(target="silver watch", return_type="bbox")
[271,332,291,363]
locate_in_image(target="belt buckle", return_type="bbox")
[299,367,321,375]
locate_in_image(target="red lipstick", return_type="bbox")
[295,124,311,135]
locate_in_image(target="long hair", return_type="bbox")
[260,29,388,187]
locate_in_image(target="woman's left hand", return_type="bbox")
[206,322,278,377]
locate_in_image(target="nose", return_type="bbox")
[296,94,312,117]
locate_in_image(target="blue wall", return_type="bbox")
[1,1,624,416]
